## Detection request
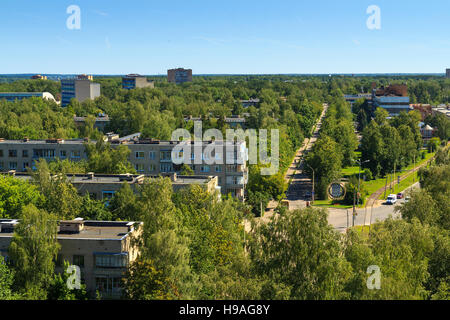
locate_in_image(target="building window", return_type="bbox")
[102,191,115,200]
[22,150,29,157]
[71,150,81,159]
[60,150,67,158]
[0,162,3,170]
[160,163,173,173]
[160,151,171,162]
[200,165,210,173]
[135,163,145,172]
[149,164,155,172]
[149,151,155,160]
[0,150,3,157]
[8,150,17,158]
[9,162,17,170]
[23,162,29,171]
[95,253,127,268]
[215,165,222,173]
[33,149,55,159]
[135,151,145,159]
[73,255,84,268]
[95,277,123,296]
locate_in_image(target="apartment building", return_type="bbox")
[61,75,101,107]
[5,171,220,202]
[0,218,142,298]
[167,68,192,84]
[0,136,247,199]
[122,74,155,90]
[446,68,450,78]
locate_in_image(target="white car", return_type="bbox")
[386,194,397,205]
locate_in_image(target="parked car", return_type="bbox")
[386,194,397,205]
[397,192,403,199]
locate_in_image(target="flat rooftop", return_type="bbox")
[0,220,140,240]
[2,172,215,186]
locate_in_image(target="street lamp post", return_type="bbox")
[353,159,369,227]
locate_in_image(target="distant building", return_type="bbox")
[122,74,154,90]
[240,98,260,108]
[61,75,100,107]
[410,104,433,121]
[77,74,94,81]
[167,68,192,84]
[0,218,142,298]
[73,113,110,132]
[372,84,411,116]
[343,94,373,107]
[432,104,450,119]
[224,115,247,129]
[446,69,450,78]
[0,92,56,103]
[420,124,435,140]
[184,115,247,129]
[31,74,47,80]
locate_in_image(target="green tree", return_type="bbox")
[179,164,194,176]
[8,204,60,299]
[30,160,82,220]
[0,255,18,300]
[306,135,343,199]
[0,175,43,219]
[249,207,351,299]
[108,183,138,221]
[134,177,195,299]
[47,261,89,300]
[123,257,177,300]
[85,139,136,174]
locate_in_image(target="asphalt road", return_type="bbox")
[327,182,420,232]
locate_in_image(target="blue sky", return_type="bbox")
[1,0,449,74]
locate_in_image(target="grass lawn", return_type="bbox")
[309,150,434,209]
[342,166,360,177]
[342,150,435,200]
[378,171,419,200]
[312,199,353,209]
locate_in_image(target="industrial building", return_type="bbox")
[0,92,56,103]
[167,68,192,84]
[122,74,154,90]
[61,75,101,107]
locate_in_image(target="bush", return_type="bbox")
[363,168,373,181]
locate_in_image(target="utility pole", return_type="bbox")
[384,174,388,199]
[346,209,349,229]
[353,159,369,226]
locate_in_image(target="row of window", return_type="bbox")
[56,253,127,269]
[134,150,241,161]
[0,162,29,171]
[134,163,226,173]
[0,149,82,159]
